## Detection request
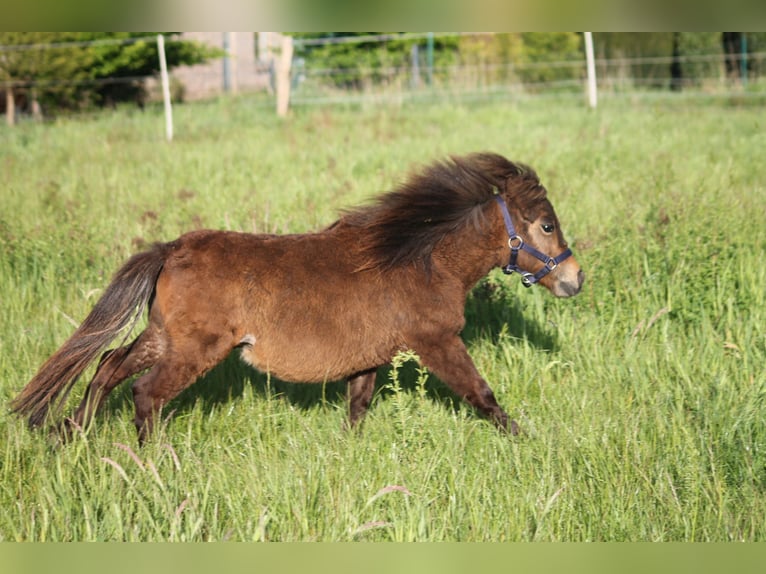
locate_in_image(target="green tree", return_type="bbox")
[1,32,218,124]
[81,33,219,107]
[0,32,93,124]
[678,33,724,87]
[516,32,583,87]
[293,33,584,93]
[591,33,765,91]
[594,33,675,88]
[292,33,459,90]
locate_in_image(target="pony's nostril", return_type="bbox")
[577,269,585,287]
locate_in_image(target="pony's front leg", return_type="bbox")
[412,335,519,435]
[346,368,377,428]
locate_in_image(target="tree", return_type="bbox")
[292,33,459,90]
[82,33,220,107]
[1,32,93,124]
[595,33,730,90]
[517,33,583,87]
[293,33,586,93]
[670,33,683,91]
[722,33,746,81]
[0,33,218,124]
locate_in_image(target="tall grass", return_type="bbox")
[1,94,764,540]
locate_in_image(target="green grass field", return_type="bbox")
[1,93,765,541]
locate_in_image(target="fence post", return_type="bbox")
[5,85,14,126]
[584,32,597,109]
[276,35,294,117]
[411,43,420,89]
[223,32,231,93]
[426,32,434,85]
[157,34,173,141]
[230,32,239,94]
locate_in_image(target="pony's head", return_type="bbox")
[491,158,584,298]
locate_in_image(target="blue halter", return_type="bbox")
[494,195,572,287]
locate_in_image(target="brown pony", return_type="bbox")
[12,152,584,444]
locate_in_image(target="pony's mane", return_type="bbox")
[340,152,547,271]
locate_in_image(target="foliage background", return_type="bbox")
[0,32,218,113]
[292,32,766,93]
[5,32,766,120]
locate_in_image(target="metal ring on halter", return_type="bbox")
[520,272,534,287]
[508,235,523,249]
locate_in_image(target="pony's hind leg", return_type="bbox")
[347,368,378,428]
[131,334,237,445]
[65,326,164,435]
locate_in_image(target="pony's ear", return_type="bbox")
[498,184,518,208]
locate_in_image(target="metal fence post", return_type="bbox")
[157,34,173,141]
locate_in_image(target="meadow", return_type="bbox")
[0,92,765,541]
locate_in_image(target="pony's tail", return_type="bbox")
[11,242,173,428]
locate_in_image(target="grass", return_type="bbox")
[1,93,765,541]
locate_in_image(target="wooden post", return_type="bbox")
[31,88,42,121]
[584,32,597,109]
[276,34,293,117]
[5,86,15,126]
[157,34,173,142]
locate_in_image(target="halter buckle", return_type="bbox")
[545,257,558,271]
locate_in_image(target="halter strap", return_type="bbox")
[493,195,572,287]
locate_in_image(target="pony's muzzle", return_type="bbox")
[553,267,584,298]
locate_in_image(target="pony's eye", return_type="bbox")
[541,223,555,234]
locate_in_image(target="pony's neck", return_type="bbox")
[431,210,506,292]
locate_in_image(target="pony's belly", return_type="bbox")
[238,337,358,383]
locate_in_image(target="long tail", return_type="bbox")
[11,242,173,428]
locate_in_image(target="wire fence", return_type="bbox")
[286,33,766,107]
[2,32,765,121]
[0,35,149,53]
[287,61,766,108]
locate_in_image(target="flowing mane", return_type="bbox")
[339,152,547,271]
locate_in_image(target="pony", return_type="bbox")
[11,152,584,444]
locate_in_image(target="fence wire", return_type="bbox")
[2,33,765,117]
